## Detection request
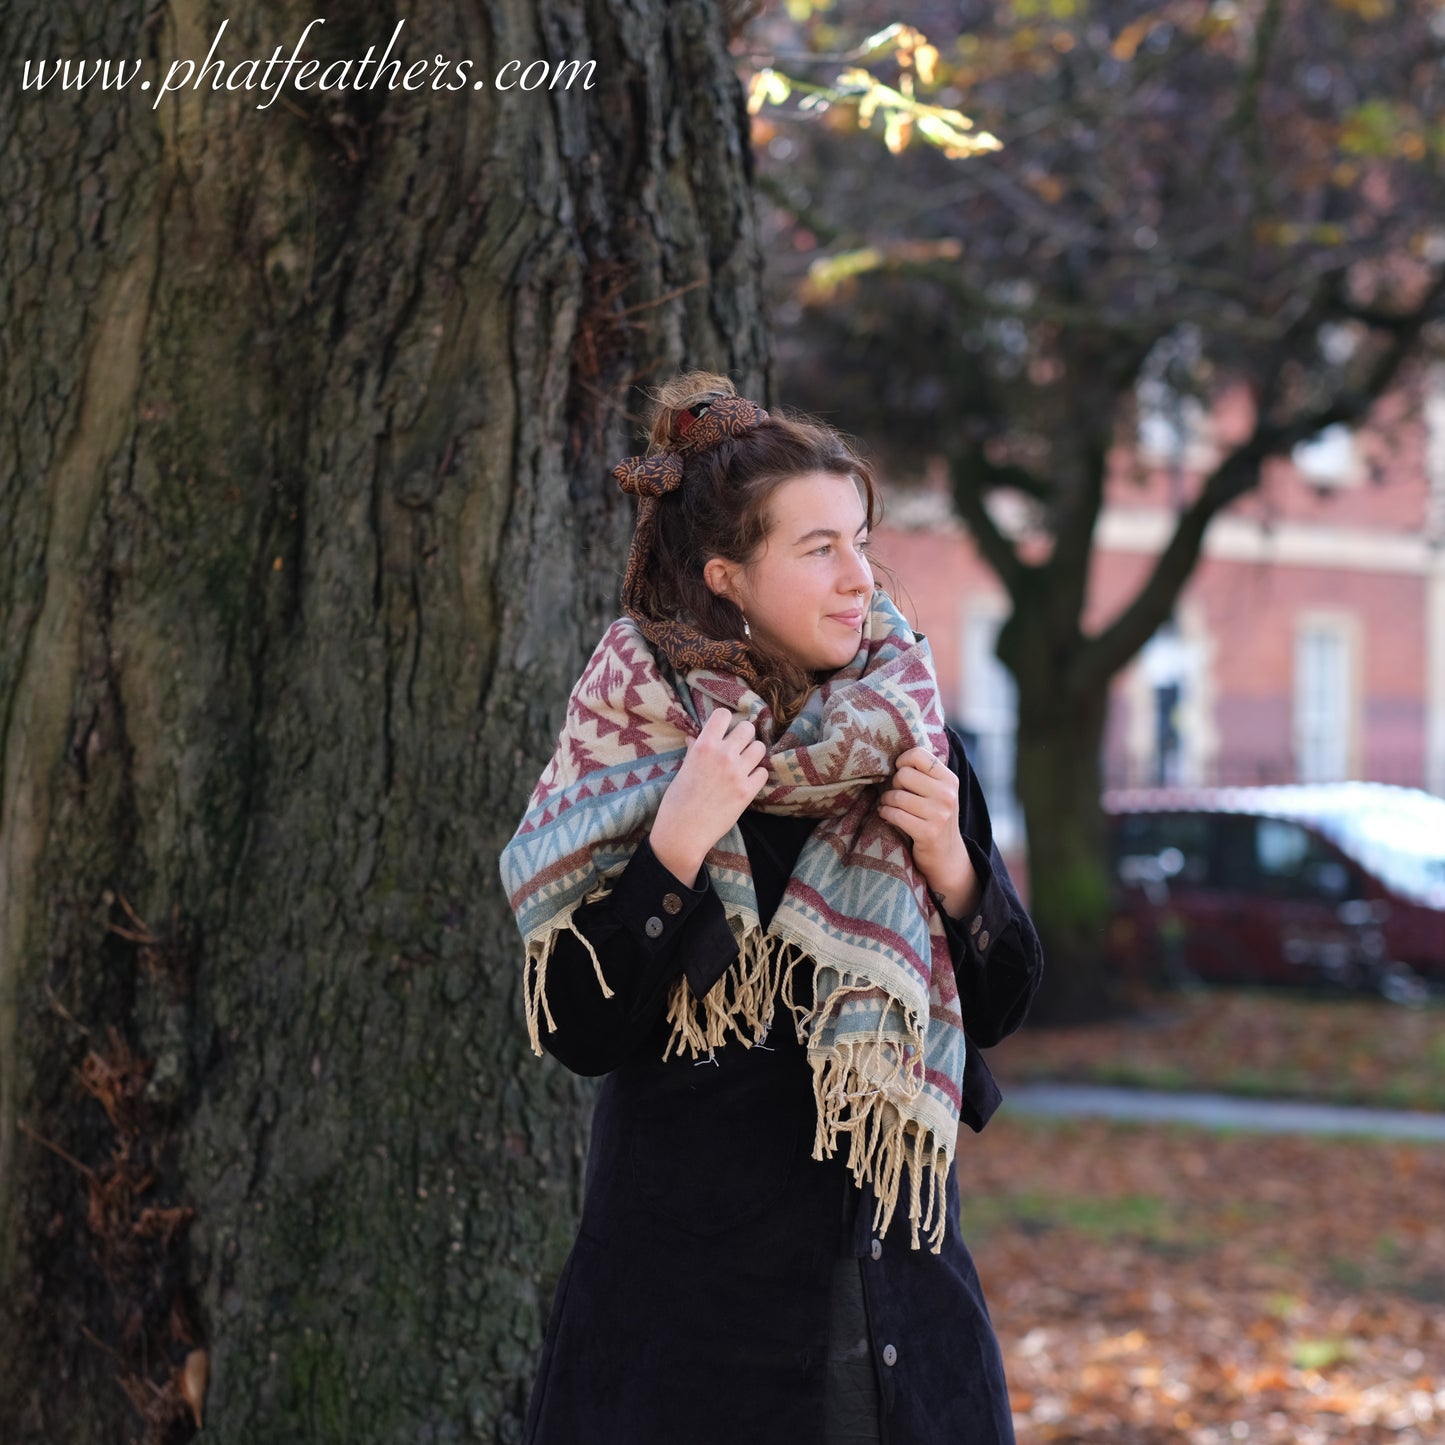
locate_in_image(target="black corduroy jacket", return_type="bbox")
[523,724,1043,1445]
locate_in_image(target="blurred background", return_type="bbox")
[740,4,1445,1439]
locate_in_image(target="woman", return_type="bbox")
[499,372,1044,1445]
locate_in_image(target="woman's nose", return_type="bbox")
[842,548,873,593]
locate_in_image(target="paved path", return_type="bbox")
[1005,1082,1445,1142]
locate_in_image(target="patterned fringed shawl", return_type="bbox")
[498,589,965,1252]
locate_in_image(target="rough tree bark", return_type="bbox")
[0,2,766,1440]
[1009,680,1115,1023]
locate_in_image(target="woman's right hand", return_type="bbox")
[649,707,768,886]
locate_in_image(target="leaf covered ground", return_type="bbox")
[988,989,1445,1111]
[964,1116,1445,1443]
[962,989,1445,1438]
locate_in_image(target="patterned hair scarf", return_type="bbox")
[498,588,965,1252]
[611,391,773,685]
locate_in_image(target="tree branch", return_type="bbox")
[1075,266,1445,691]
[946,445,1029,599]
[1229,0,1285,140]
[755,171,844,248]
[903,258,1324,342]
[1333,291,1445,331]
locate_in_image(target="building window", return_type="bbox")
[1425,364,1445,796]
[1294,619,1353,783]
[1292,423,1357,487]
[1139,619,1190,786]
[1122,611,1215,788]
[1135,326,1212,467]
[1137,378,1210,464]
[960,608,1022,852]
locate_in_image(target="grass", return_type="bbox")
[992,986,1445,1111]
[966,1189,1184,1245]
[1291,1337,1357,1371]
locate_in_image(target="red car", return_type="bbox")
[1104,782,1445,1001]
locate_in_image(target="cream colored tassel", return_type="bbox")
[521,882,618,1056]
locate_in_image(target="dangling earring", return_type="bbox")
[721,581,750,639]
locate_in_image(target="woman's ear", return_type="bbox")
[702,556,738,602]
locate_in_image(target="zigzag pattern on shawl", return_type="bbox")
[498,590,966,1251]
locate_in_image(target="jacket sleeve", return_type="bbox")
[531,836,739,1077]
[935,724,1045,1126]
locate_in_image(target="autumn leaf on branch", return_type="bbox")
[742,20,1000,161]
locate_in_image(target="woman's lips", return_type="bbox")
[828,611,864,627]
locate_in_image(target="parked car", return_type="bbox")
[1103,782,1445,1001]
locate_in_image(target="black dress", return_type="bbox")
[522,725,1043,1445]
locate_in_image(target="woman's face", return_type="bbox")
[705,470,874,674]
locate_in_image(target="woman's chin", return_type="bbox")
[821,638,863,670]
[779,630,862,674]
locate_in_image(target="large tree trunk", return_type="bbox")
[1000,604,1123,1026]
[0,3,765,1440]
[1012,694,1122,1024]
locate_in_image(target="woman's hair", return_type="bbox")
[635,370,885,730]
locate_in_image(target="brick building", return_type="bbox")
[871,364,1445,859]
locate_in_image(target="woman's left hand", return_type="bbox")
[878,746,982,920]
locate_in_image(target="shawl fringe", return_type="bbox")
[661,926,954,1254]
[522,876,617,1056]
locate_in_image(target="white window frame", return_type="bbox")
[959,600,1023,853]
[1293,613,1359,783]
[1120,606,1218,788]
